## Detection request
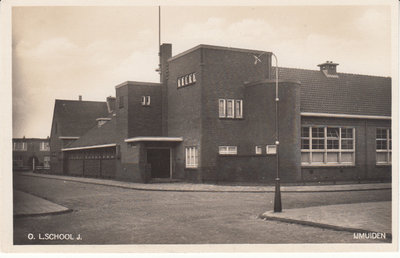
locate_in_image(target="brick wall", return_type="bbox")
[167,48,203,181]
[127,84,162,138]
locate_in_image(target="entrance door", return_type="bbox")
[147,149,170,178]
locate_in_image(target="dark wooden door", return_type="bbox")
[147,149,170,178]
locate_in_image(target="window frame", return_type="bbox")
[185,146,198,168]
[235,100,243,118]
[219,99,226,118]
[219,98,243,119]
[141,96,151,106]
[301,126,355,166]
[177,72,197,88]
[376,128,392,165]
[255,146,262,155]
[13,142,27,151]
[219,146,238,155]
[40,141,50,151]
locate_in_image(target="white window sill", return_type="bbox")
[301,163,355,167]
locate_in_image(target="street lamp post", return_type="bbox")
[271,53,282,212]
[254,52,282,212]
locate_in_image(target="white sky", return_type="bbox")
[11,4,392,138]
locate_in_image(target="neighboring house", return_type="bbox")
[50,44,391,183]
[49,97,115,174]
[13,138,51,171]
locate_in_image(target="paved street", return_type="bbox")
[13,174,391,245]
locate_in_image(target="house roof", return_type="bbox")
[54,100,109,137]
[271,67,391,117]
[65,115,117,149]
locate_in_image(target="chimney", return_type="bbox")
[159,43,172,83]
[79,95,82,101]
[318,61,339,78]
[106,96,116,113]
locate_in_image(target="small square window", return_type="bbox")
[255,146,262,155]
[266,145,277,155]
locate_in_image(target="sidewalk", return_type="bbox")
[260,201,392,240]
[19,171,391,193]
[14,190,71,218]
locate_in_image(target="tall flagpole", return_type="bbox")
[158,5,161,48]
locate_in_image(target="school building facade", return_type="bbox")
[49,44,392,183]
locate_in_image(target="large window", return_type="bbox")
[376,128,391,165]
[13,142,27,151]
[219,146,237,155]
[219,99,243,119]
[185,147,198,168]
[40,141,50,151]
[301,126,355,165]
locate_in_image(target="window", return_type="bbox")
[219,146,237,155]
[255,146,262,155]
[376,128,391,164]
[13,142,27,151]
[141,96,151,106]
[235,100,243,118]
[301,126,355,165]
[219,99,226,118]
[40,141,50,151]
[266,145,277,155]
[219,99,243,119]
[177,72,197,88]
[119,96,124,108]
[185,147,198,168]
[226,100,234,118]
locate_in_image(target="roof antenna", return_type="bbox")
[155,6,161,74]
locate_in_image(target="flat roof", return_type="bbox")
[168,44,272,62]
[62,143,117,151]
[125,137,183,143]
[115,81,162,89]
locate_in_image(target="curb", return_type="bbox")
[18,173,392,193]
[258,213,392,241]
[14,189,74,218]
[14,209,73,219]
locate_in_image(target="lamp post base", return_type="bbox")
[273,177,282,212]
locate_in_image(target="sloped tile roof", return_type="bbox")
[54,100,109,137]
[272,67,391,116]
[66,116,117,148]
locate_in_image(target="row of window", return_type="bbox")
[185,145,276,168]
[301,126,355,165]
[184,127,392,168]
[177,72,196,88]
[219,99,243,119]
[13,142,50,151]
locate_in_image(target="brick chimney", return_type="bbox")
[79,95,82,101]
[106,96,116,113]
[159,43,172,83]
[318,61,339,78]
[159,43,172,136]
